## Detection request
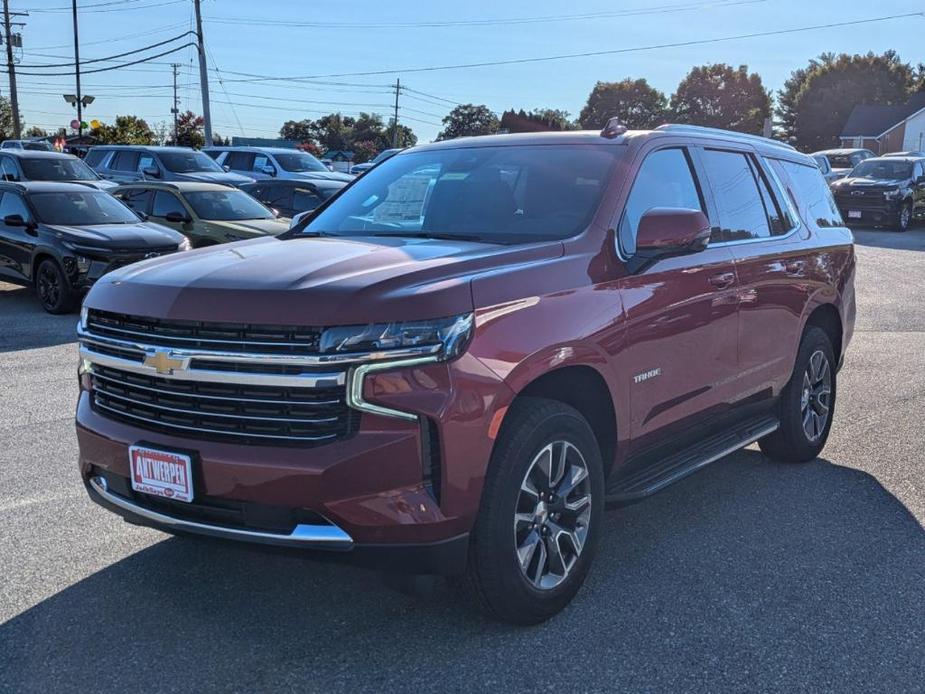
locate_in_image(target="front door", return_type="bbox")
[615,146,740,449]
[0,191,37,282]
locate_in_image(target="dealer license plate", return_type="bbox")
[848,210,862,219]
[129,445,194,503]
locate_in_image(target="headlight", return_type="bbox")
[883,189,903,200]
[319,313,473,360]
[177,236,192,251]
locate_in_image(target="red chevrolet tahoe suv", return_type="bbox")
[76,123,855,624]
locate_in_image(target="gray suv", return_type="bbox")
[0,149,117,190]
[86,145,254,187]
[204,146,353,183]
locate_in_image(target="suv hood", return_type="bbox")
[835,177,907,191]
[174,170,254,186]
[49,221,184,250]
[84,234,562,325]
[285,171,354,182]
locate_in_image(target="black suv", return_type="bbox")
[0,182,189,313]
[830,156,925,231]
[0,149,117,190]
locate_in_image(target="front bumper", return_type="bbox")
[835,199,902,226]
[84,474,469,574]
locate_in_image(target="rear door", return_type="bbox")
[616,145,740,446]
[108,151,141,182]
[705,147,807,402]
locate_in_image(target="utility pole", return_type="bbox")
[170,62,180,145]
[2,0,21,139]
[391,78,400,148]
[71,0,82,137]
[193,0,212,147]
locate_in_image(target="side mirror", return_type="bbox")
[164,210,189,224]
[222,164,231,172]
[632,207,711,268]
[142,165,160,178]
[4,213,27,227]
[260,165,277,177]
[270,207,280,218]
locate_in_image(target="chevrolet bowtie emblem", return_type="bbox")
[143,349,186,375]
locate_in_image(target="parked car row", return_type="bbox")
[0,145,352,313]
[812,147,925,231]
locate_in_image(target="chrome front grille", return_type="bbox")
[86,309,323,355]
[90,364,353,445]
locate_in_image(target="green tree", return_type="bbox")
[500,108,576,133]
[90,115,154,145]
[312,113,356,151]
[437,104,499,140]
[386,121,417,149]
[0,96,23,140]
[670,64,771,135]
[777,51,916,150]
[25,125,48,138]
[175,111,204,148]
[280,119,315,144]
[578,79,667,129]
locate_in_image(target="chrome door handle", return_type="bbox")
[708,272,735,289]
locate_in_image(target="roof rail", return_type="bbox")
[654,124,796,151]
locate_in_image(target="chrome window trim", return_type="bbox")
[347,355,442,422]
[89,476,353,549]
[77,324,442,367]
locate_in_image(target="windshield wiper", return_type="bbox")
[370,231,493,243]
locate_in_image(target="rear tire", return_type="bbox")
[35,258,79,314]
[462,397,604,625]
[759,326,836,463]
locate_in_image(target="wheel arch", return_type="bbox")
[804,303,843,365]
[506,364,618,476]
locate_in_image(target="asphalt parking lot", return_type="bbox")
[1,228,923,693]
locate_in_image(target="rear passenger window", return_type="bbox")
[701,149,771,241]
[119,188,153,214]
[774,159,844,229]
[111,151,139,172]
[225,152,254,170]
[84,149,107,168]
[618,148,703,256]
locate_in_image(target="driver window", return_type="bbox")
[152,191,185,218]
[618,148,703,256]
[253,155,271,171]
[0,192,31,221]
[138,154,156,172]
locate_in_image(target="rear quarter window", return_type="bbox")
[772,159,844,229]
[84,149,107,168]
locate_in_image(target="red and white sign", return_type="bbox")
[129,445,194,503]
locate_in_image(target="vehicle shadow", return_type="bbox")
[0,284,77,352]
[2,451,923,693]
[851,225,925,251]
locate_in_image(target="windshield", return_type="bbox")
[31,191,140,225]
[159,151,224,173]
[21,157,98,181]
[300,144,621,244]
[273,151,328,173]
[185,190,274,220]
[850,160,913,180]
[829,154,864,169]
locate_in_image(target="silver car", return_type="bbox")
[204,146,353,183]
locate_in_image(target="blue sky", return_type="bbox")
[11,0,925,143]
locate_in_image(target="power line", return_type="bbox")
[17,31,194,68]
[205,0,765,29]
[208,12,922,81]
[23,0,186,13]
[17,42,196,75]
[26,20,189,50]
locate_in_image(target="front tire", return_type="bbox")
[463,397,604,625]
[35,258,79,314]
[759,326,836,463]
[895,202,912,232]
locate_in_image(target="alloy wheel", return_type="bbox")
[900,205,911,230]
[514,440,592,590]
[800,350,832,443]
[37,264,61,310]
